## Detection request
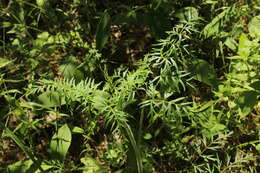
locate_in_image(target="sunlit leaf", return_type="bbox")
[238,34,252,58]
[224,37,237,51]
[92,90,109,110]
[38,91,66,107]
[36,0,49,9]
[256,144,260,152]
[72,126,84,134]
[7,159,35,173]
[0,58,12,69]
[203,6,235,38]
[143,133,152,140]
[37,31,49,40]
[200,114,226,137]
[2,22,12,28]
[50,124,72,162]
[7,160,54,173]
[248,15,260,38]
[59,63,84,82]
[81,157,106,173]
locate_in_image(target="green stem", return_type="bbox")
[138,109,144,151]
[124,122,143,173]
[0,122,44,172]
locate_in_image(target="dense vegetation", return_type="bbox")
[0,0,259,172]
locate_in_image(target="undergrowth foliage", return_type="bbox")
[0,0,259,173]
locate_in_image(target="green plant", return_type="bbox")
[4,124,72,172]
[1,1,259,172]
[26,65,150,172]
[215,17,260,119]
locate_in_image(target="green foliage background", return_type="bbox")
[0,0,259,172]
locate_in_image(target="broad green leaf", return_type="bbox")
[72,126,84,134]
[81,157,106,173]
[12,39,20,46]
[2,21,12,28]
[50,124,72,162]
[235,91,258,117]
[96,12,110,51]
[34,39,45,48]
[238,34,252,58]
[59,63,84,82]
[38,91,66,107]
[229,61,249,81]
[92,91,109,110]
[0,58,12,68]
[109,149,118,158]
[37,31,49,40]
[248,15,260,38]
[189,59,216,86]
[36,0,49,9]
[224,37,237,51]
[203,7,227,38]
[174,7,199,22]
[36,0,45,7]
[200,114,226,137]
[181,135,194,143]
[230,61,248,72]
[203,6,234,38]
[36,161,54,172]
[256,143,260,152]
[7,159,35,173]
[213,123,226,131]
[34,32,50,47]
[143,133,152,140]
[7,160,54,173]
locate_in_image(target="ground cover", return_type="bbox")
[0,0,259,172]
